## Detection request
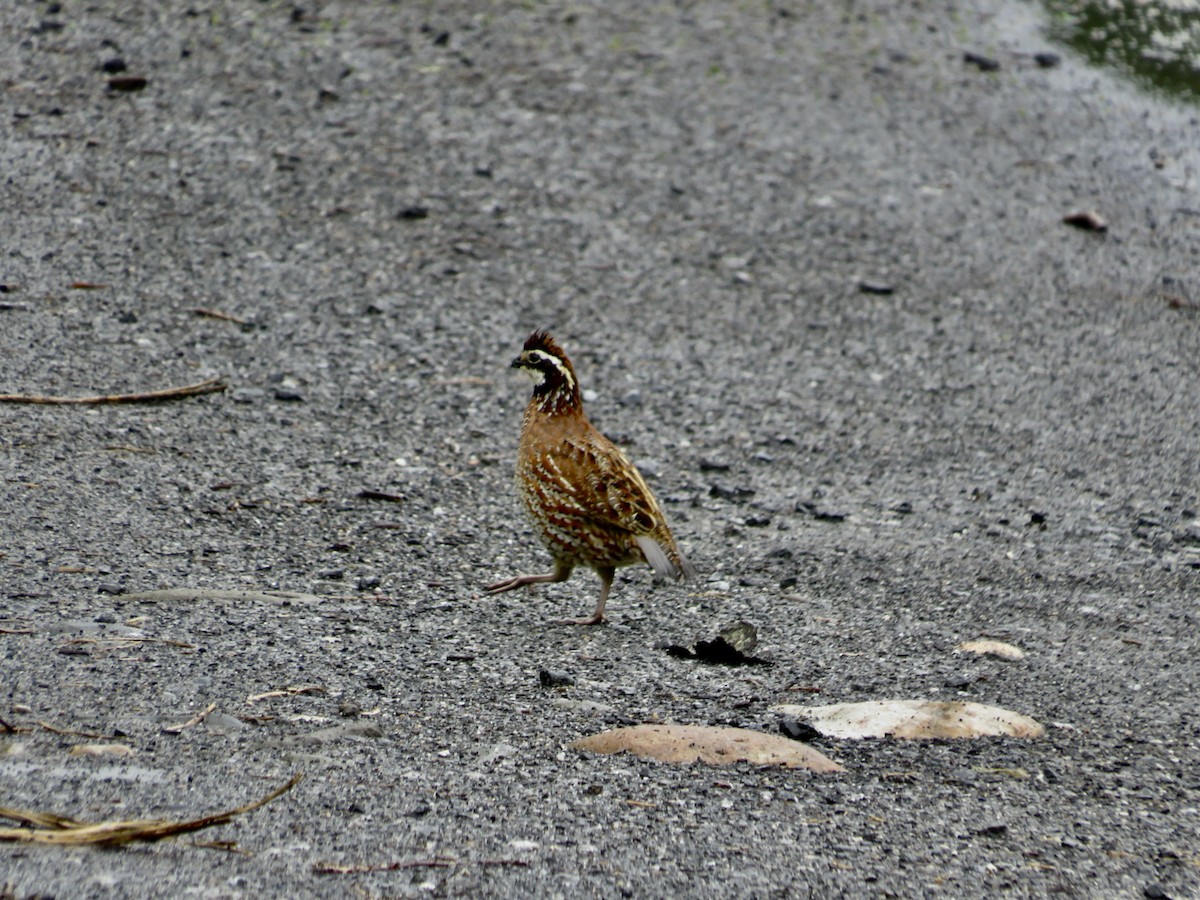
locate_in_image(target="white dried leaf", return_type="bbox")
[772,700,1044,740]
[955,639,1026,661]
[69,743,136,757]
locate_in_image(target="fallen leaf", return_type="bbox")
[955,639,1026,661]
[571,724,843,772]
[771,700,1044,740]
[662,621,769,666]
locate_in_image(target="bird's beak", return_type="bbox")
[510,356,525,369]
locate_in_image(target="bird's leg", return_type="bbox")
[486,559,572,594]
[559,566,614,626]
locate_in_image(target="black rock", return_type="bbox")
[1034,52,1061,68]
[102,57,127,74]
[538,668,574,688]
[797,500,846,522]
[964,51,1000,71]
[779,718,821,743]
[710,483,755,500]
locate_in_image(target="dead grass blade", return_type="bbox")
[0,773,302,846]
[163,702,218,734]
[0,378,227,405]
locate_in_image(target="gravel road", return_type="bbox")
[2,1,1199,897]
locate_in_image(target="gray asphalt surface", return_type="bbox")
[3,1,1199,897]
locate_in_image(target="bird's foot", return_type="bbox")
[557,612,606,626]
[485,575,527,594]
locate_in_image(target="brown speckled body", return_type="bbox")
[486,331,692,624]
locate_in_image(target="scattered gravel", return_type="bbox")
[2,0,1199,897]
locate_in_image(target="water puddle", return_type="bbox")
[1040,0,1200,102]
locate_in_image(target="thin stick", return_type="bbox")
[357,489,405,503]
[246,685,325,703]
[64,636,195,649]
[0,773,302,846]
[0,627,34,635]
[35,720,104,739]
[163,702,218,735]
[0,378,227,405]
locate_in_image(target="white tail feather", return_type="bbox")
[636,535,686,579]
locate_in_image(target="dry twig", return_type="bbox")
[0,773,302,846]
[64,636,195,650]
[0,378,227,405]
[163,702,218,735]
[247,685,325,703]
[35,720,104,739]
[357,489,405,503]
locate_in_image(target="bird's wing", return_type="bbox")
[552,436,665,537]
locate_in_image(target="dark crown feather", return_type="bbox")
[524,330,566,357]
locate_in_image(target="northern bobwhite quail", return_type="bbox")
[486,331,694,625]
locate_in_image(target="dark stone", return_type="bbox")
[107,76,149,92]
[710,483,755,500]
[779,718,821,742]
[964,51,1000,71]
[397,204,429,220]
[858,279,895,295]
[538,668,574,688]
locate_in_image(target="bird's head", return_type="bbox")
[512,331,582,411]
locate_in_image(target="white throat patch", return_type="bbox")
[524,349,575,391]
